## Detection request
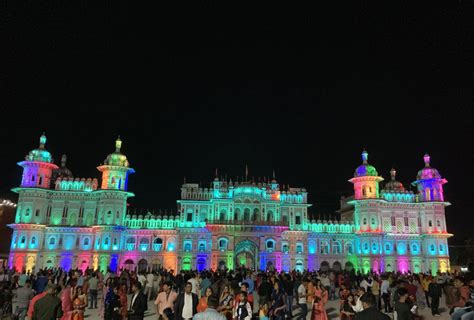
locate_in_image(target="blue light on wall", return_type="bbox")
[308,240,316,254]
[397,242,406,255]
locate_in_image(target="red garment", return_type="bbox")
[407,284,418,300]
[28,292,47,319]
[453,286,470,307]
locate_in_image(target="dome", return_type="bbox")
[103,137,130,167]
[384,168,405,192]
[25,133,53,163]
[416,154,441,180]
[354,150,379,177]
[53,154,73,179]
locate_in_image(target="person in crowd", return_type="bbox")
[311,279,328,320]
[128,282,147,320]
[32,284,63,320]
[71,285,87,320]
[282,273,294,319]
[175,282,198,320]
[258,301,269,320]
[297,278,309,320]
[428,275,442,317]
[380,276,391,313]
[340,294,356,320]
[104,285,122,320]
[217,284,234,320]
[197,286,214,313]
[354,293,390,320]
[451,277,474,320]
[155,280,178,320]
[193,294,226,320]
[88,272,99,309]
[269,280,286,320]
[394,287,414,320]
[234,291,252,320]
[14,279,34,320]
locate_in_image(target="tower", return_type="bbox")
[349,150,384,199]
[412,154,447,202]
[17,133,59,188]
[97,137,135,190]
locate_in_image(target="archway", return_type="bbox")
[235,240,259,269]
[218,260,226,271]
[344,261,354,271]
[320,261,330,272]
[138,259,148,272]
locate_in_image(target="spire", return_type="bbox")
[115,136,122,152]
[61,154,67,167]
[390,168,397,180]
[423,153,430,167]
[245,164,248,180]
[214,168,219,181]
[361,149,368,164]
[272,169,276,180]
[39,132,47,149]
[183,176,186,184]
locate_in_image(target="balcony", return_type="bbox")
[126,243,135,251]
[153,244,162,251]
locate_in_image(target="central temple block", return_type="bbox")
[9,135,452,275]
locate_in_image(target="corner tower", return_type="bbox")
[412,154,447,202]
[97,137,135,190]
[349,150,384,199]
[17,133,59,188]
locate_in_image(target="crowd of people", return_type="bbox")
[0,265,472,320]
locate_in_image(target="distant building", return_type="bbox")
[8,135,452,275]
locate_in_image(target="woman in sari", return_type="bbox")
[61,279,77,320]
[71,286,87,320]
[197,286,214,312]
[217,284,234,320]
[311,279,328,320]
[118,283,128,320]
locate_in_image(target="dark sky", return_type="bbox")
[1,3,473,245]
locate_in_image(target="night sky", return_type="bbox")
[1,3,473,245]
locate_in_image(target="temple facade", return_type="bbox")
[8,135,452,275]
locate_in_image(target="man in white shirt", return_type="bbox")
[360,277,372,293]
[297,278,309,320]
[137,272,147,288]
[145,272,155,300]
[381,276,392,313]
[351,287,366,313]
[175,282,198,320]
[188,273,200,296]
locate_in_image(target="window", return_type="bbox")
[429,220,432,227]
[62,206,68,218]
[333,242,341,254]
[391,216,396,226]
[412,244,417,252]
[184,241,192,251]
[363,218,367,225]
[282,214,288,223]
[116,211,120,219]
[35,209,40,217]
[20,236,26,244]
[437,220,441,227]
[38,176,42,185]
[186,212,192,222]
[244,208,250,220]
[385,244,390,251]
[296,242,303,254]
[31,236,36,244]
[371,217,375,225]
[83,238,89,246]
[295,216,301,225]
[266,239,275,252]
[372,243,377,252]
[218,238,228,251]
[321,242,329,254]
[404,217,409,226]
[25,209,30,216]
[104,238,109,245]
[362,188,366,196]
[267,211,273,222]
[346,243,353,254]
[219,210,226,221]
[282,243,289,253]
[364,243,368,251]
[49,237,56,245]
[198,242,206,252]
[418,217,421,227]
[153,238,163,251]
[439,244,444,252]
[430,244,435,252]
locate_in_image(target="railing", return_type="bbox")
[208,219,288,226]
[152,244,162,251]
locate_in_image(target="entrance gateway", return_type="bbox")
[234,240,259,270]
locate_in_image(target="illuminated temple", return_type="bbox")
[8,135,452,275]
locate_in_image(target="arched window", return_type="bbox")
[49,237,56,245]
[364,243,368,251]
[219,210,226,221]
[218,238,228,251]
[321,241,329,254]
[282,214,288,223]
[116,211,120,219]
[234,208,240,221]
[104,237,109,245]
[430,244,435,252]
[425,188,431,201]
[346,243,353,254]
[153,238,163,251]
[244,208,250,220]
[437,220,441,227]
[363,218,367,225]
[362,187,366,196]
[25,209,30,216]
[429,220,433,227]
[412,244,418,253]
[333,242,341,254]
[267,211,273,222]
[139,238,149,251]
[371,217,375,225]
[266,239,275,252]
[183,239,192,251]
[186,212,192,222]
[282,242,289,253]
[20,236,26,244]
[83,238,89,246]
[296,242,303,254]
[439,244,444,252]
[31,236,36,245]
[253,209,259,221]
[198,241,206,252]
[385,244,390,252]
